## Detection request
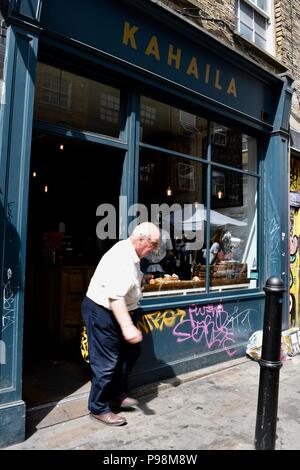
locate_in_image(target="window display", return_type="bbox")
[139,97,258,296]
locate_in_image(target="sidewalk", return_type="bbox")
[6,355,300,450]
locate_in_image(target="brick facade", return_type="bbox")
[1,0,299,128]
[159,0,300,132]
[274,1,300,132]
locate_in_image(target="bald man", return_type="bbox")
[82,222,160,426]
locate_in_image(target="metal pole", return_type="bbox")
[254,276,285,450]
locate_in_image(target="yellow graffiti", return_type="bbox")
[290,228,300,326]
[290,157,300,326]
[137,308,186,334]
[290,157,300,192]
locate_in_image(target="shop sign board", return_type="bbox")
[39,0,281,126]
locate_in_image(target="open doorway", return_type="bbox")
[23,131,125,408]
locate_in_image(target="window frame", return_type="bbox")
[236,0,275,54]
[32,56,263,309]
[137,93,261,300]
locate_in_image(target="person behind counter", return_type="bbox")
[141,227,174,277]
[81,222,160,426]
[203,229,234,264]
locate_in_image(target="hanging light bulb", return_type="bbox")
[44,185,48,193]
[32,171,37,178]
[59,144,64,150]
[166,186,173,196]
[217,189,224,199]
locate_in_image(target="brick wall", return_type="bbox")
[274,1,300,132]
[159,0,284,73]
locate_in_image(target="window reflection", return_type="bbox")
[139,97,259,296]
[140,95,208,157]
[204,172,258,291]
[34,63,121,138]
[211,122,257,172]
[139,148,207,296]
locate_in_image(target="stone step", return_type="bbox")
[26,392,90,433]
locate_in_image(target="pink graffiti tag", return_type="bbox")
[172,304,237,356]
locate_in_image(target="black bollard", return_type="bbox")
[254,276,285,450]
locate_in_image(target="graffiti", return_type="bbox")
[139,302,257,357]
[172,304,256,356]
[290,171,298,192]
[290,293,296,326]
[289,157,300,325]
[290,159,300,192]
[290,235,298,257]
[2,268,15,334]
[137,308,186,334]
[269,217,280,262]
[0,269,16,365]
[289,220,299,324]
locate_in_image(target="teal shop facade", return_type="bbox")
[0,0,293,447]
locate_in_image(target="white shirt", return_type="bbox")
[144,229,173,273]
[86,239,142,311]
[202,242,220,263]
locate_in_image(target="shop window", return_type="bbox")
[211,123,257,173]
[139,148,207,297]
[207,172,258,291]
[236,0,274,54]
[34,63,121,138]
[100,92,120,124]
[140,95,207,157]
[139,96,258,297]
[40,70,71,110]
[141,102,156,128]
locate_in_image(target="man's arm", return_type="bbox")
[110,298,142,344]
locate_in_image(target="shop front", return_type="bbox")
[0,0,293,447]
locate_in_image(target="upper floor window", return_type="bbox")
[236,0,274,54]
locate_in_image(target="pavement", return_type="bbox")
[4,354,300,451]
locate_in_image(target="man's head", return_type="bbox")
[130,222,161,259]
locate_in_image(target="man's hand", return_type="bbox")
[122,324,143,344]
[110,298,143,344]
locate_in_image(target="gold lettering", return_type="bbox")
[167,44,181,70]
[122,21,138,49]
[227,78,238,97]
[215,69,222,90]
[205,64,210,84]
[186,56,199,79]
[145,35,160,60]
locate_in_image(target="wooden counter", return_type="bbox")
[143,262,249,292]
